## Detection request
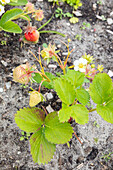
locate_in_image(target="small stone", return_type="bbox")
[67,23,70,26]
[110,11,113,17]
[84,146,92,155]
[56,99,62,103]
[92,3,97,10]
[46,105,54,113]
[23,59,28,63]
[62,52,68,56]
[0,88,3,92]
[73,10,82,17]
[106,30,113,35]
[1,60,8,67]
[48,64,57,69]
[17,151,21,154]
[108,70,113,77]
[57,44,61,48]
[106,135,113,142]
[46,93,53,100]
[5,82,11,89]
[76,163,84,169]
[107,18,113,25]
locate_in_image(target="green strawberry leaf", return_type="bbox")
[59,104,89,124]
[2,21,22,33]
[54,78,76,105]
[97,100,113,124]
[0,8,23,26]
[15,107,45,132]
[33,72,56,89]
[90,73,112,104]
[44,112,73,144]
[61,70,85,88]
[30,128,56,165]
[76,88,90,105]
[9,0,28,6]
[20,14,31,21]
[105,88,113,102]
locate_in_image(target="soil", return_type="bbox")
[0,0,113,169]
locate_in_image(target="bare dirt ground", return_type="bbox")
[0,0,113,169]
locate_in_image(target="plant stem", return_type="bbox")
[89,108,96,112]
[38,14,54,31]
[38,47,45,74]
[38,80,44,92]
[29,50,44,74]
[39,30,65,37]
[73,132,83,144]
[41,105,48,116]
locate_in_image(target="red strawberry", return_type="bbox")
[24,25,39,43]
[25,30,39,42]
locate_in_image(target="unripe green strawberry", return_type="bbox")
[13,64,30,84]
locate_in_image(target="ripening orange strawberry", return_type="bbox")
[24,25,39,43]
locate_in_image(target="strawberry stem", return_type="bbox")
[39,30,65,37]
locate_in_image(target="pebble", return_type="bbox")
[76,163,84,169]
[106,29,113,35]
[17,151,21,154]
[5,82,11,89]
[23,59,28,63]
[92,3,97,11]
[62,52,68,56]
[107,18,113,25]
[46,92,53,100]
[110,11,113,17]
[67,23,70,26]
[96,15,102,20]
[108,70,113,77]
[1,60,8,67]
[0,88,3,92]
[56,99,62,103]
[46,105,54,113]
[73,10,82,17]
[48,64,57,69]
[57,44,61,48]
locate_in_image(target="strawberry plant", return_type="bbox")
[13,41,113,165]
[0,0,65,42]
[48,0,82,10]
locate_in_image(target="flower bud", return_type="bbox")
[24,2,34,12]
[41,44,56,59]
[33,9,44,21]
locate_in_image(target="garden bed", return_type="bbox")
[0,0,113,169]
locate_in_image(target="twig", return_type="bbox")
[73,131,83,144]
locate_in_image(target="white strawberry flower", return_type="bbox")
[0,5,4,16]
[0,0,10,4]
[74,58,87,72]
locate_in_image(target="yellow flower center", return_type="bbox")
[2,0,6,3]
[0,9,1,12]
[79,63,84,68]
